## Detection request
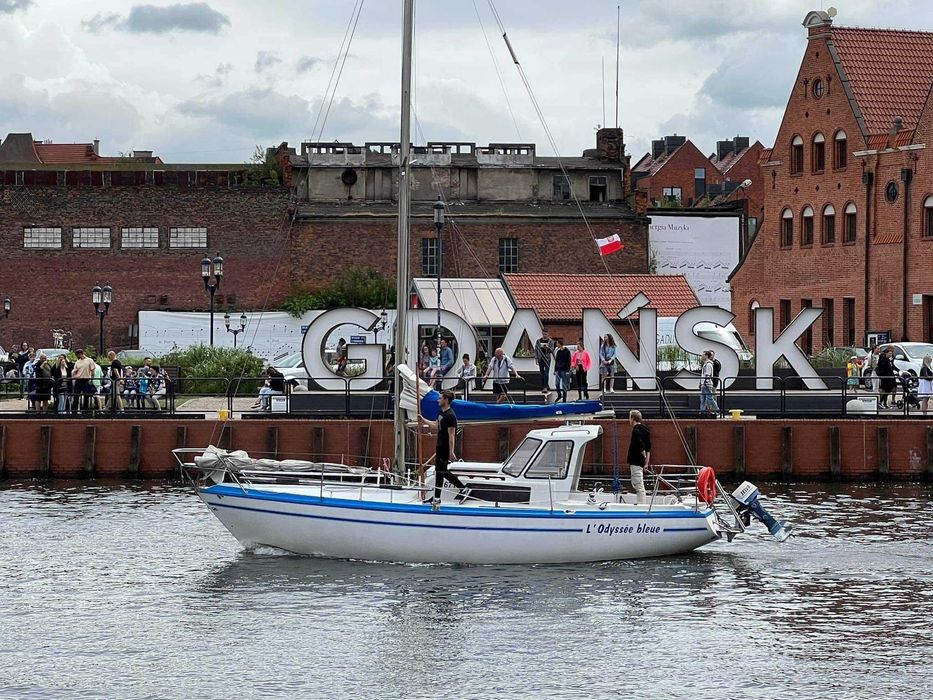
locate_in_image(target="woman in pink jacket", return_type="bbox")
[571,341,592,400]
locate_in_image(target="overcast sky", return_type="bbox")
[1,0,930,164]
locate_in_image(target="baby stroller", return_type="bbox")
[895,371,920,411]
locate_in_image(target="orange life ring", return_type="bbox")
[696,467,717,505]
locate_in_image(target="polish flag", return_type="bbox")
[596,233,624,256]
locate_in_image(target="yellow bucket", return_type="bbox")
[729,409,744,420]
[218,409,229,421]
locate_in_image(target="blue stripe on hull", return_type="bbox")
[203,484,714,521]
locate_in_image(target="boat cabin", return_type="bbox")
[449,424,601,505]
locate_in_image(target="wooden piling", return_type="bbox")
[84,426,96,479]
[926,427,933,480]
[311,426,325,462]
[497,427,510,461]
[877,426,889,479]
[685,426,697,464]
[781,426,793,480]
[829,426,841,480]
[39,425,51,478]
[128,425,141,478]
[733,425,746,480]
[267,426,279,459]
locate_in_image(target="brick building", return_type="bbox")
[632,135,724,207]
[0,127,648,350]
[709,136,767,241]
[280,128,648,290]
[731,10,933,352]
[0,134,289,350]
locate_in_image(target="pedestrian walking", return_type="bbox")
[877,348,896,408]
[599,334,617,393]
[865,345,881,396]
[484,347,517,403]
[553,339,571,403]
[700,350,719,416]
[534,330,555,395]
[571,341,591,399]
[920,355,933,415]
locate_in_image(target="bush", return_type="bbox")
[282,267,396,317]
[156,345,266,394]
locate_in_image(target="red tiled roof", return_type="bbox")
[865,130,915,150]
[759,147,773,164]
[831,26,933,134]
[502,273,700,321]
[34,143,102,164]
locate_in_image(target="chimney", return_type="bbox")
[663,134,686,155]
[595,127,624,162]
[92,139,100,156]
[651,139,665,160]
[887,116,904,147]
[132,150,153,159]
[733,135,750,152]
[716,139,734,162]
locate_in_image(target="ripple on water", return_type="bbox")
[0,480,931,699]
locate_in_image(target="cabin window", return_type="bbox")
[524,440,574,479]
[503,438,541,477]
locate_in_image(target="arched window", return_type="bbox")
[822,204,835,244]
[802,206,814,245]
[781,208,794,247]
[924,195,933,239]
[812,133,825,173]
[749,300,760,335]
[834,129,847,169]
[791,135,804,175]
[843,202,857,243]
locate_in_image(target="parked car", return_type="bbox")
[877,342,933,376]
[34,348,70,362]
[273,351,311,390]
[828,346,869,360]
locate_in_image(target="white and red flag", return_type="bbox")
[596,233,624,256]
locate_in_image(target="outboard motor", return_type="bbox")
[730,481,791,542]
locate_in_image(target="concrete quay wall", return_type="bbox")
[0,418,930,482]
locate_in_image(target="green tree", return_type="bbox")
[281,267,396,317]
[245,145,282,186]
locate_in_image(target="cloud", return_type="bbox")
[699,39,798,111]
[82,3,230,34]
[196,62,234,88]
[255,51,281,73]
[178,87,313,137]
[0,0,32,13]
[295,56,323,73]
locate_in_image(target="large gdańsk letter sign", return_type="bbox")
[301,297,826,391]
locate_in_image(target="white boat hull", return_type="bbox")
[200,484,720,564]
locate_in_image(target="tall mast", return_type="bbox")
[393,0,414,476]
[614,4,620,128]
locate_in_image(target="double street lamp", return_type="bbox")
[201,254,223,346]
[92,284,112,356]
[224,311,247,348]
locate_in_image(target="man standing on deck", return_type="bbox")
[430,389,465,507]
[627,410,651,504]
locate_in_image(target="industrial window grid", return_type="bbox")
[72,227,111,249]
[498,238,519,273]
[122,227,160,248]
[23,227,62,249]
[421,237,438,277]
[552,175,571,201]
[169,227,208,248]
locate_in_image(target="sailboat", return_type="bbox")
[176,0,789,564]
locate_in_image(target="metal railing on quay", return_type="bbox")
[0,370,928,419]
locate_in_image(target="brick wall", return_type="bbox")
[639,141,724,206]
[731,31,933,350]
[0,184,291,350]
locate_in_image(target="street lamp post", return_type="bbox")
[201,254,223,346]
[224,311,247,348]
[92,284,112,356]
[0,297,10,319]
[433,197,445,343]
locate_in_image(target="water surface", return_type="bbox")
[1,481,931,699]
